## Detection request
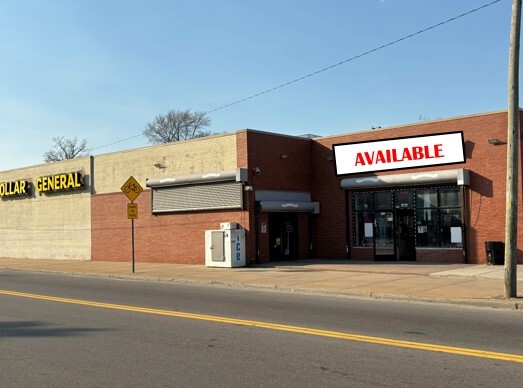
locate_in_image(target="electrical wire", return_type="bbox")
[91,0,502,152]
[207,0,502,114]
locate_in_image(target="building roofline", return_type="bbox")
[234,128,312,141]
[314,109,511,141]
[0,132,238,174]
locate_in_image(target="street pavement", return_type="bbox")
[0,258,521,310]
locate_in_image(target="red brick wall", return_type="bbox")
[298,213,311,260]
[312,111,523,264]
[245,131,312,192]
[241,130,313,262]
[91,190,249,264]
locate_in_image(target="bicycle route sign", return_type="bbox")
[121,176,143,202]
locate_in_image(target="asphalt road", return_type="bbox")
[0,270,522,387]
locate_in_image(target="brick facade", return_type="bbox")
[91,111,519,266]
[2,110,522,265]
[312,111,523,264]
[243,130,312,263]
[91,190,248,264]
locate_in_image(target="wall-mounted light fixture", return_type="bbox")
[280,153,288,159]
[488,138,504,146]
[154,163,167,169]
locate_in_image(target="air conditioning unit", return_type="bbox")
[220,222,237,230]
[205,228,245,267]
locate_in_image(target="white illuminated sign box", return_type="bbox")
[333,131,466,176]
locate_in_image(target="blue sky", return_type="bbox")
[0,0,513,170]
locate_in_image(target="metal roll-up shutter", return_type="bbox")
[152,181,243,213]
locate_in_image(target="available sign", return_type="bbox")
[333,131,465,176]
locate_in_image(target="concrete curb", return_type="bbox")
[2,266,521,311]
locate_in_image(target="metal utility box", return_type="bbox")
[220,222,237,230]
[205,226,245,267]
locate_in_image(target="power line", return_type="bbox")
[207,0,502,114]
[92,0,502,152]
[91,134,143,152]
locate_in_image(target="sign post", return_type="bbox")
[121,176,143,273]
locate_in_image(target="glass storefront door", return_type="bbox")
[269,213,298,260]
[395,209,416,261]
[374,211,395,260]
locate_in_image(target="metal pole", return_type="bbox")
[131,204,135,274]
[504,0,521,299]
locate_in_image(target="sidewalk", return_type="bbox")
[0,258,521,310]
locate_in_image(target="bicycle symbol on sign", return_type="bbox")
[121,176,143,201]
[123,183,141,194]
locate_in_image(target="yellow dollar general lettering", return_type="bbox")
[0,180,29,197]
[19,180,26,194]
[67,173,74,188]
[36,172,84,193]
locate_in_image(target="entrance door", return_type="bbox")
[374,211,395,261]
[395,210,416,261]
[269,213,298,260]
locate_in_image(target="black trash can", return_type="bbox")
[485,241,505,265]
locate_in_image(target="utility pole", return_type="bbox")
[505,0,521,299]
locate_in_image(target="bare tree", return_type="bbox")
[143,109,212,144]
[43,136,89,163]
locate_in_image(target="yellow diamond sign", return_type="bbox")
[121,176,143,202]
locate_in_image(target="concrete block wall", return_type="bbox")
[93,133,238,195]
[0,157,92,260]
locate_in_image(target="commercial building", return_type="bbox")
[1,110,522,265]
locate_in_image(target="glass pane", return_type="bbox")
[375,211,394,255]
[374,191,392,210]
[416,189,437,208]
[354,211,374,247]
[440,208,462,247]
[416,209,439,247]
[440,187,460,208]
[354,192,373,211]
[394,190,414,209]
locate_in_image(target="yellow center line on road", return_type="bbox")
[1,289,522,363]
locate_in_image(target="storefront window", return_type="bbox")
[374,191,392,210]
[355,211,374,247]
[394,190,414,209]
[440,187,460,208]
[354,192,373,211]
[353,186,463,250]
[416,209,439,247]
[440,208,462,248]
[416,189,437,208]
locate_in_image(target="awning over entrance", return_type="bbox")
[255,190,319,214]
[340,168,470,190]
[259,201,319,213]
